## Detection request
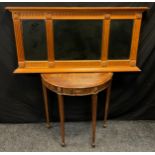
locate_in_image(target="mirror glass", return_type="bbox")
[22,20,47,60]
[108,20,133,59]
[53,20,102,60]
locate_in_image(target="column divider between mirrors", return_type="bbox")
[101,14,111,67]
[46,13,55,67]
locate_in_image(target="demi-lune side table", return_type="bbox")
[41,73,113,147]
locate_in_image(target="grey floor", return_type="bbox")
[0,120,155,152]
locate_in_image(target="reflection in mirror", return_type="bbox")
[22,20,47,60]
[108,20,133,60]
[54,20,102,60]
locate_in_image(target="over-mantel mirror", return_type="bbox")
[6,7,149,73]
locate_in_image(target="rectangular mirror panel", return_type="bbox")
[108,20,133,60]
[53,20,102,60]
[22,20,47,60]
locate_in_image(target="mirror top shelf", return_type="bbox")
[6,6,149,12]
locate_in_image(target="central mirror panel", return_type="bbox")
[53,20,103,60]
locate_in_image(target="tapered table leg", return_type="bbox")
[91,94,98,147]
[58,94,65,147]
[42,79,51,128]
[103,81,112,128]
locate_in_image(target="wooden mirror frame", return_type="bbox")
[6,7,149,73]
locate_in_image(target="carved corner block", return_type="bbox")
[136,13,142,19]
[105,14,111,20]
[101,61,108,67]
[48,62,55,67]
[18,61,25,68]
[46,13,52,20]
[130,60,136,67]
[13,12,20,20]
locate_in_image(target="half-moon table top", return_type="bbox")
[41,73,113,96]
[41,73,113,89]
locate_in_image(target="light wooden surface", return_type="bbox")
[14,66,140,73]
[42,73,113,89]
[41,73,113,96]
[6,7,149,11]
[6,7,148,73]
[41,72,113,146]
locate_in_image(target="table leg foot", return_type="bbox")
[103,123,107,128]
[46,123,51,128]
[61,142,66,147]
[91,143,96,148]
